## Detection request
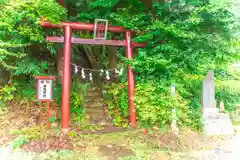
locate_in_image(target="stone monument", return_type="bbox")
[201,71,234,135]
[171,108,179,135]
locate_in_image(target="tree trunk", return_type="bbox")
[56,48,63,84]
[108,46,117,69]
[82,45,102,87]
[0,68,10,86]
[56,0,66,84]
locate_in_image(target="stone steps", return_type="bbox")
[85,107,105,112]
[86,87,101,92]
[83,87,109,125]
[84,95,102,101]
[86,92,101,97]
[84,101,104,108]
[84,99,104,103]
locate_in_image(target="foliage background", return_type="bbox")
[0,0,240,130]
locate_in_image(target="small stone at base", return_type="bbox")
[61,128,70,134]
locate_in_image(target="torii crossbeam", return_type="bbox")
[40,20,146,132]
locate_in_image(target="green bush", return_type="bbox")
[0,84,16,107]
[105,69,240,130]
[105,80,202,130]
[216,80,240,112]
[70,79,89,121]
[135,81,189,127]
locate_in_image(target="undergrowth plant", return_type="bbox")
[215,69,240,112]
[70,78,89,122]
[105,81,196,129]
[9,126,43,149]
[10,136,29,150]
[0,84,16,109]
[103,83,129,127]
[48,116,57,123]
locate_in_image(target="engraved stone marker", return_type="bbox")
[202,71,218,115]
[171,108,179,135]
[201,71,234,135]
[170,84,179,135]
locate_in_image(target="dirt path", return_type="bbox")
[170,127,240,160]
[1,105,240,160]
[0,130,240,160]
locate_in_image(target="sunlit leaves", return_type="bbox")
[14,58,49,76]
[89,0,118,8]
[0,0,66,71]
[105,0,240,128]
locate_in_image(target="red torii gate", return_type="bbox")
[40,20,145,132]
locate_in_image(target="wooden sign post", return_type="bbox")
[35,76,56,127]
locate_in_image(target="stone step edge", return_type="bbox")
[84,104,104,108]
[86,92,101,95]
[84,107,105,110]
[87,87,101,91]
[84,102,104,105]
[84,95,102,98]
[84,100,104,103]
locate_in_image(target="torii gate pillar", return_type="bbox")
[61,26,72,132]
[125,31,136,126]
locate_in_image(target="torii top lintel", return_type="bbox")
[40,20,146,48]
[40,20,128,33]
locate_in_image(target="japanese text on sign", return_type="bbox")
[37,79,53,100]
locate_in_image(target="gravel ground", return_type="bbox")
[2,105,240,160]
[0,146,36,160]
[1,134,240,160]
[171,127,240,160]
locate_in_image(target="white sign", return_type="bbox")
[37,79,53,100]
[170,84,175,96]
